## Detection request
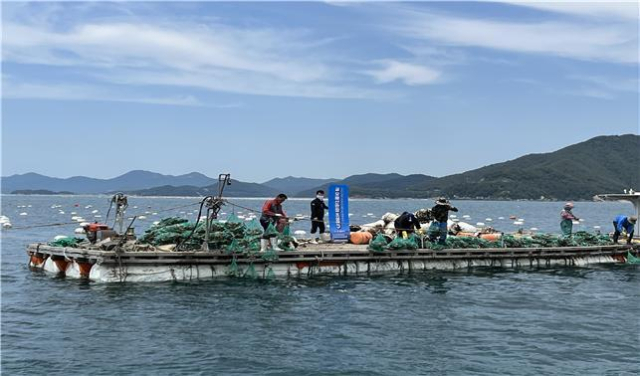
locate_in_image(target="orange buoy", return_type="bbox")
[350,232,373,245]
[480,233,502,241]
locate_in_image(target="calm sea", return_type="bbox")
[1,195,638,375]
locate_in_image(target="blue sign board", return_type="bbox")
[328,184,350,242]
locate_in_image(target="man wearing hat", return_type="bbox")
[429,197,458,245]
[613,215,637,245]
[560,202,579,236]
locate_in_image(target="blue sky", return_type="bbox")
[2,1,638,183]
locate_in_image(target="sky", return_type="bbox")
[2,1,638,183]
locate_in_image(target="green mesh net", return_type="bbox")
[386,236,407,250]
[263,222,279,237]
[244,263,258,279]
[227,257,241,277]
[627,251,640,265]
[48,237,84,248]
[368,234,388,252]
[266,267,276,279]
[261,248,279,262]
[277,226,296,251]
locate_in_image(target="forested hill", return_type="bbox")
[298,134,639,200]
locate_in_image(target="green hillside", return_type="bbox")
[299,134,639,200]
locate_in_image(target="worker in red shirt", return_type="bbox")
[260,193,288,252]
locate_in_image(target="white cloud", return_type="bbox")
[1,80,232,107]
[503,1,639,21]
[366,60,441,86]
[389,6,638,64]
[1,8,387,101]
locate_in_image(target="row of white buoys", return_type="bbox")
[16,205,32,208]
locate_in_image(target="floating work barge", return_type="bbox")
[26,243,638,283]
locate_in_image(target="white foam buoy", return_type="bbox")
[54,235,68,240]
[70,211,77,215]
[94,215,102,218]
[462,215,471,219]
[153,221,160,226]
[133,206,138,209]
[513,221,523,225]
[59,211,65,214]
[579,218,585,222]
[80,222,89,227]
[476,222,485,227]
[91,210,99,214]
[19,212,28,216]
[485,218,492,222]
[74,228,85,234]
[530,227,538,231]
[85,205,92,209]
[498,217,505,220]
[450,215,457,219]
[138,216,147,220]
[2,222,12,229]
[294,230,306,236]
[152,212,158,215]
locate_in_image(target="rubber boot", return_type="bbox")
[260,239,269,253]
[270,237,282,251]
[310,236,318,245]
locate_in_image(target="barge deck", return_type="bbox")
[26,243,638,283]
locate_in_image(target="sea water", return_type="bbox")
[1,195,638,375]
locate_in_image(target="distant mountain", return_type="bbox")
[296,173,437,198]
[122,180,280,197]
[298,134,639,200]
[3,135,637,200]
[262,176,338,195]
[1,170,217,194]
[11,189,75,195]
[413,134,640,200]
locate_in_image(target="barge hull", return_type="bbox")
[26,243,638,283]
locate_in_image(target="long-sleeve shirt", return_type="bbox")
[561,209,578,220]
[614,215,635,234]
[310,198,328,220]
[431,204,458,223]
[394,212,421,231]
[261,199,286,220]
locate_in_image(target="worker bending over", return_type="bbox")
[394,212,422,237]
[612,215,637,245]
[260,193,288,252]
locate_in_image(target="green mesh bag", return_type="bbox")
[244,263,258,279]
[405,234,419,250]
[261,248,279,262]
[627,252,640,265]
[266,267,276,279]
[368,234,388,252]
[244,219,263,237]
[277,226,296,251]
[225,239,244,254]
[227,257,241,277]
[386,236,407,250]
[263,222,279,237]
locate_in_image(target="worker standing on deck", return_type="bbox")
[394,211,422,237]
[612,215,637,245]
[429,197,458,245]
[260,193,288,252]
[560,202,579,236]
[310,190,329,244]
